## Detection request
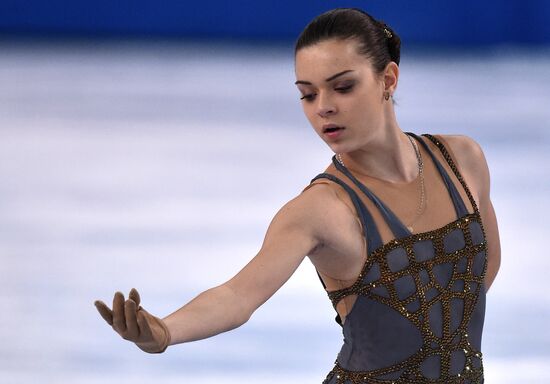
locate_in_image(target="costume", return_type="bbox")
[304,133,487,384]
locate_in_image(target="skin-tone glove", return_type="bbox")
[94,288,171,354]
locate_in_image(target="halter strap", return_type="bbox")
[332,155,411,239]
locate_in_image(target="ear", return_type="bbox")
[383,62,399,94]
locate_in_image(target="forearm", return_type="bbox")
[162,284,251,345]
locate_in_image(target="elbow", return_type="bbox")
[228,302,253,330]
[236,309,253,328]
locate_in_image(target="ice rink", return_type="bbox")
[1,40,549,383]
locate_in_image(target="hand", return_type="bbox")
[94,288,171,353]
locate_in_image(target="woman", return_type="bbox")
[95,8,500,383]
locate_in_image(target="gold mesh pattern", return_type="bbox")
[321,134,489,384]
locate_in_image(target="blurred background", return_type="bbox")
[1,1,549,383]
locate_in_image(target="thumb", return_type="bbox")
[94,300,114,325]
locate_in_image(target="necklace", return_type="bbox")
[405,134,426,231]
[336,133,426,232]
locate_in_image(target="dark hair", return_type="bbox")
[294,8,401,75]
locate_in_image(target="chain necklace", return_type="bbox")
[336,133,426,232]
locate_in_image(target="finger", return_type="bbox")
[94,300,114,325]
[129,288,141,308]
[112,291,127,333]
[136,310,153,340]
[124,299,139,340]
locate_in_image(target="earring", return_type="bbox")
[384,92,391,101]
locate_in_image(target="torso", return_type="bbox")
[305,134,480,323]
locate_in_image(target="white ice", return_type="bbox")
[0,40,549,383]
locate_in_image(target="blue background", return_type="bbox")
[1,0,550,45]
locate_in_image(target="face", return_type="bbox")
[294,38,391,153]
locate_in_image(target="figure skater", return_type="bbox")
[95,8,500,383]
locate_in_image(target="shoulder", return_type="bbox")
[434,134,485,167]
[295,178,354,223]
[432,133,491,204]
[286,177,363,247]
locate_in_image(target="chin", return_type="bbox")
[326,143,344,153]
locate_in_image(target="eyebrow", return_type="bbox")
[294,69,355,85]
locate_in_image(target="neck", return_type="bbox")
[340,126,419,183]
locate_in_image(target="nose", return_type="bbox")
[316,92,337,118]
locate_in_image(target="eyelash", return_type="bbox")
[300,85,354,101]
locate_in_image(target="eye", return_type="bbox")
[335,84,353,93]
[300,93,316,101]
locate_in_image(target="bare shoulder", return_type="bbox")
[436,134,491,202]
[437,134,486,167]
[286,178,364,256]
[292,180,355,233]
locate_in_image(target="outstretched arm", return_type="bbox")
[95,186,331,351]
[163,191,322,344]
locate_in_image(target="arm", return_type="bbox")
[439,134,501,292]
[163,190,322,344]
[95,186,331,351]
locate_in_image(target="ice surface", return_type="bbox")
[0,40,549,383]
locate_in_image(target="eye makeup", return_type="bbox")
[299,82,355,101]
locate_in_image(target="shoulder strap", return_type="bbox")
[331,156,412,239]
[307,173,385,327]
[421,133,480,215]
[309,173,384,253]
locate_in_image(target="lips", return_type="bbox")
[322,125,345,140]
[322,124,345,133]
